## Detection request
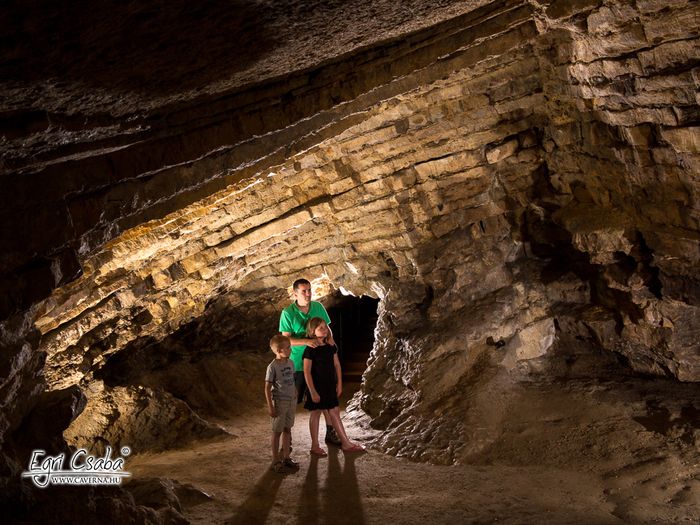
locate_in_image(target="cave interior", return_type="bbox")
[1,0,700,523]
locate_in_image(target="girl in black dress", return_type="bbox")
[303,317,365,456]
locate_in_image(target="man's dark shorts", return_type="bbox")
[294,371,306,404]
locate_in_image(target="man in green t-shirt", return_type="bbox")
[279,278,341,446]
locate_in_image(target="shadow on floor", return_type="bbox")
[224,468,285,525]
[226,447,366,525]
[298,448,366,525]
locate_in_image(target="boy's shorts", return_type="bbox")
[271,398,296,433]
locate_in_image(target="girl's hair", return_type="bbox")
[306,317,328,338]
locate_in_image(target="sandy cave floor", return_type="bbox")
[126,378,700,525]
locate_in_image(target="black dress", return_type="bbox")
[303,344,339,410]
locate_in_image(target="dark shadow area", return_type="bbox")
[297,449,366,525]
[633,399,700,445]
[324,448,365,525]
[326,295,379,383]
[0,0,277,95]
[225,469,285,525]
[297,454,321,525]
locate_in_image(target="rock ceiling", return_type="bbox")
[1,0,699,485]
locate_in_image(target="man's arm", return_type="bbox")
[264,381,276,417]
[281,331,318,348]
[279,309,318,348]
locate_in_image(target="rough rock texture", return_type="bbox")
[1,0,699,509]
[96,345,270,419]
[10,483,190,525]
[124,477,212,516]
[63,382,228,455]
[15,385,86,454]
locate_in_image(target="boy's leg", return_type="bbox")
[282,399,299,467]
[281,428,291,459]
[271,431,282,463]
[279,398,295,457]
[281,426,299,468]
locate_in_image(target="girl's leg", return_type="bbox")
[309,410,324,453]
[271,431,281,462]
[327,407,364,451]
[322,409,341,445]
[326,407,349,445]
[322,409,332,426]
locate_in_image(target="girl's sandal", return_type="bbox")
[310,448,328,457]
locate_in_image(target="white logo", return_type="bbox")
[21,446,132,488]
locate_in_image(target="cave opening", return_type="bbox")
[326,293,380,384]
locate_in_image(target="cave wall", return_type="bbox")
[1,0,699,497]
[536,0,700,379]
[359,0,700,461]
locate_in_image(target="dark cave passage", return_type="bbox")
[327,294,380,384]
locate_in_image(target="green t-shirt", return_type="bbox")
[279,301,331,371]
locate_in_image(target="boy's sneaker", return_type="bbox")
[324,426,341,446]
[283,457,300,469]
[271,461,288,474]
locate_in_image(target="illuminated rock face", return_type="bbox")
[1,0,699,498]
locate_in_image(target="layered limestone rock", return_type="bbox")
[1,0,699,505]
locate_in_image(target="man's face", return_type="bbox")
[294,283,312,307]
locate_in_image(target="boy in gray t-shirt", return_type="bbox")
[264,335,298,473]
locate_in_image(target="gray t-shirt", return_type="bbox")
[265,359,295,401]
